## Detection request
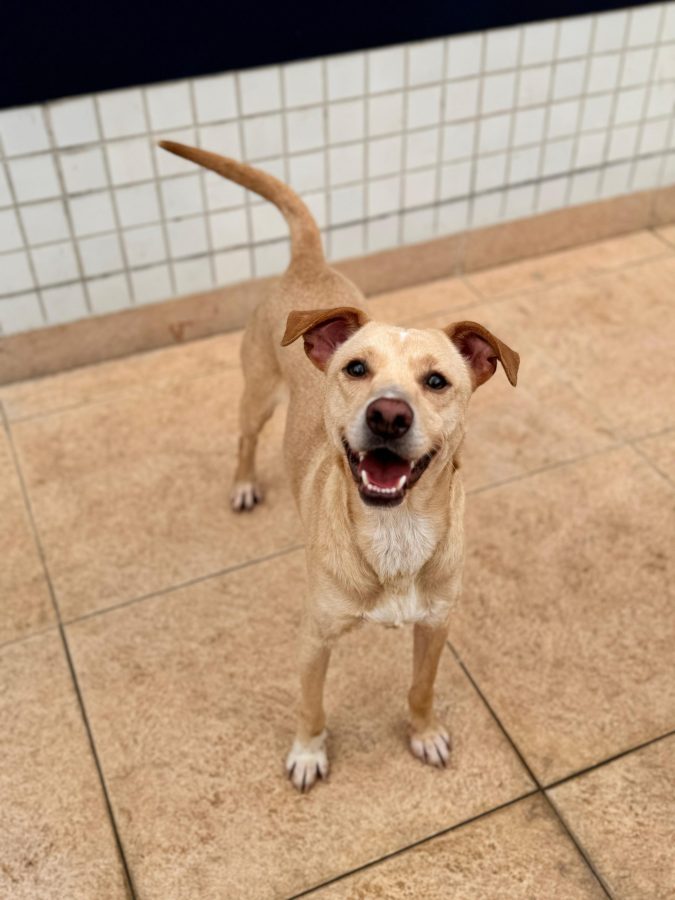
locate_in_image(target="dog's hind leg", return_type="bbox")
[231,317,281,511]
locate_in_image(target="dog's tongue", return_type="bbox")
[358,449,412,489]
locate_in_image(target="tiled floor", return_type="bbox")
[2,228,674,899]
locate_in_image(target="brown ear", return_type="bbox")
[281,306,370,371]
[444,320,520,389]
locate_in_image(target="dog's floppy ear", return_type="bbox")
[444,320,520,389]
[281,306,370,371]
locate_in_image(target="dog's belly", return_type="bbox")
[362,585,434,628]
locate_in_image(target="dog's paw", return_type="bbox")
[285,730,329,792]
[410,725,451,768]
[230,481,263,512]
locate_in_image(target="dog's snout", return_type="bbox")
[366,397,413,439]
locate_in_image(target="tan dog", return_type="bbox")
[160,142,520,792]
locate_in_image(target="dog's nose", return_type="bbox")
[366,397,413,439]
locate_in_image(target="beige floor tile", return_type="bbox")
[317,794,604,899]
[12,368,302,620]
[636,428,675,483]
[479,255,675,439]
[67,551,533,899]
[465,231,667,299]
[451,447,675,784]
[0,428,54,644]
[0,632,129,898]
[549,736,675,899]
[368,276,478,325]
[0,330,242,423]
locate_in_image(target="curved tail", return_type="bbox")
[159,141,325,270]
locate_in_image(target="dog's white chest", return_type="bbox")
[363,583,429,628]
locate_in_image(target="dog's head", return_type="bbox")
[282,307,519,508]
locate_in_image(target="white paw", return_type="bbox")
[410,726,451,768]
[230,481,262,512]
[285,730,329,792]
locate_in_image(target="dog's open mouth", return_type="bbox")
[343,441,436,506]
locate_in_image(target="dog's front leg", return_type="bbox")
[408,622,451,767]
[286,618,334,792]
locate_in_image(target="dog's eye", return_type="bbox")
[345,359,368,378]
[425,372,448,391]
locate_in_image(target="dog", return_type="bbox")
[160,141,520,792]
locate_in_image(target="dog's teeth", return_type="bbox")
[361,470,369,486]
[358,451,366,461]
[396,475,407,490]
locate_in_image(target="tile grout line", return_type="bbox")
[285,788,540,900]
[445,638,614,899]
[0,402,138,899]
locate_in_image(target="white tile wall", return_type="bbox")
[1,2,674,336]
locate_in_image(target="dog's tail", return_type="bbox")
[158,141,324,270]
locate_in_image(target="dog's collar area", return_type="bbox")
[342,439,437,507]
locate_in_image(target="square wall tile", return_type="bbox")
[0,250,34,295]
[328,100,365,144]
[553,59,586,99]
[0,208,23,252]
[446,33,482,79]
[173,256,213,293]
[522,21,557,65]
[547,99,581,139]
[97,88,147,138]
[251,203,287,242]
[512,107,546,147]
[509,145,541,184]
[69,191,116,237]
[198,121,241,156]
[439,160,472,200]
[475,152,507,192]
[288,151,325,192]
[482,72,516,114]
[123,225,167,267]
[9,154,61,202]
[437,197,469,233]
[367,213,399,250]
[405,127,439,169]
[106,138,154,185]
[146,82,193,131]
[130,263,172,304]
[41,282,88,324]
[538,175,569,211]
[581,93,613,131]
[60,147,108,194]
[242,113,283,160]
[329,222,365,260]
[32,241,79,286]
[50,97,99,147]
[557,16,592,59]
[408,39,444,85]
[406,85,442,130]
[485,27,520,72]
[639,118,670,155]
[209,208,249,250]
[576,131,605,167]
[154,128,197,175]
[608,124,638,162]
[593,9,628,52]
[0,105,49,156]
[19,200,69,245]
[239,66,281,115]
[614,86,647,125]
[330,184,364,225]
[282,60,323,107]
[285,106,324,153]
[627,5,660,45]
[504,183,537,219]
[442,121,475,162]
[114,183,160,227]
[87,273,131,314]
[254,238,289,275]
[203,170,246,211]
[329,143,364,185]
[79,233,124,277]
[193,74,238,123]
[445,78,480,122]
[367,45,405,93]
[214,247,251,285]
[479,113,511,154]
[368,175,401,216]
[326,53,365,101]
[404,167,436,207]
[542,138,574,177]
[588,54,621,93]
[601,161,632,198]
[518,65,552,107]
[402,206,435,243]
[0,292,45,334]
[569,169,600,204]
[368,92,404,136]
[368,135,402,178]
[167,217,209,258]
[621,47,654,88]
[160,173,203,219]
